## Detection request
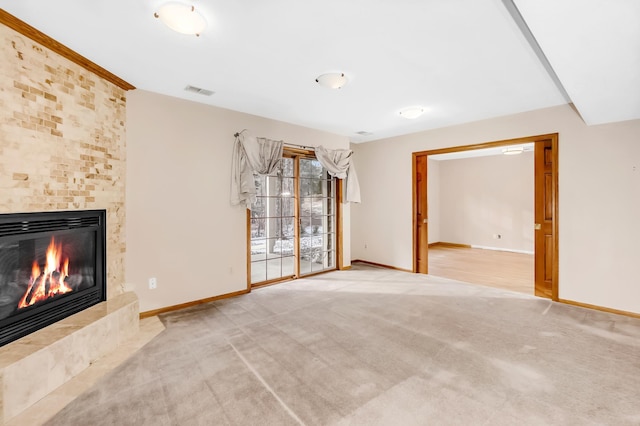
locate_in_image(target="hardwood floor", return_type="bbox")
[427,244,534,295]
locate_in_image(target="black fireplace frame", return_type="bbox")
[0,209,107,346]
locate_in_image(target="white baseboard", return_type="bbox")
[471,245,534,255]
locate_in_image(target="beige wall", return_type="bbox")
[126,90,351,313]
[437,152,534,252]
[351,105,640,314]
[0,24,127,298]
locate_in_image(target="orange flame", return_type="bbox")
[17,237,73,309]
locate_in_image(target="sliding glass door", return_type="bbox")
[299,158,336,275]
[249,154,337,286]
[249,157,296,284]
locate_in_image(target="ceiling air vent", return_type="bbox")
[184,85,214,96]
[356,131,373,136]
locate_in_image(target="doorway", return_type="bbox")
[412,134,558,300]
[248,152,339,287]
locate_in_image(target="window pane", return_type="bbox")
[300,257,312,275]
[311,251,325,271]
[254,174,266,196]
[278,177,294,197]
[251,261,266,283]
[300,197,312,217]
[265,218,282,239]
[299,178,312,197]
[282,256,295,276]
[274,238,294,256]
[300,217,312,236]
[327,179,336,198]
[308,179,325,197]
[266,238,281,256]
[326,197,334,215]
[326,216,335,234]
[251,197,266,216]
[301,244,320,267]
[282,218,295,238]
[251,239,266,261]
[303,235,322,256]
[267,258,282,280]
[281,197,294,217]
[325,232,335,250]
[311,197,324,218]
[300,159,323,178]
[251,218,266,239]
[326,250,335,268]
[282,157,294,177]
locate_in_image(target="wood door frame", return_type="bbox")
[412,133,559,300]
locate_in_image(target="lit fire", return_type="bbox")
[17,237,73,308]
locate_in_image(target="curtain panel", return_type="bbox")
[230,134,284,209]
[314,145,361,203]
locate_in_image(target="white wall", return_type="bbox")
[351,104,640,314]
[438,152,534,252]
[427,159,440,244]
[126,90,351,313]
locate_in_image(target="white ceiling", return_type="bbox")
[1,0,638,143]
[514,0,640,126]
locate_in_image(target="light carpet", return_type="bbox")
[46,264,640,425]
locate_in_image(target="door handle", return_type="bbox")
[534,223,541,230]
[423,219,428,224]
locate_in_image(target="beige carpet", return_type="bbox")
[46,264,640,425]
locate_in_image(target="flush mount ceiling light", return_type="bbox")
[398,106,425,119]
[154,2,207,36]
[315,73,348,89]
[502,146,525,155]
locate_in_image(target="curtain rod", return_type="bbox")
[233,130,314,151]
[283,142,315,151]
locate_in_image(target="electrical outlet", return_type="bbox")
[148,277,157,289]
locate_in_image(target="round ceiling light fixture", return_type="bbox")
[315,73,348,89]
[154,2,207,36]
[398,106,425,119]
[502,146,525,155]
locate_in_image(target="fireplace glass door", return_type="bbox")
[249,154,337,285]
[0,210,106,346]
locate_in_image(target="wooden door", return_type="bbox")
[534,139,557,299]
[414,154,428,273]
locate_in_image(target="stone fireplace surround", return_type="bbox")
[0,11,139,423]
[0,292,139,422]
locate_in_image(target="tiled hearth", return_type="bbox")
[0,292,140,423]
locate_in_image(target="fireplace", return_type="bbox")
[0,210,106,346]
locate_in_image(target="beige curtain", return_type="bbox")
[314,146,361,203]
[230,133,283,209]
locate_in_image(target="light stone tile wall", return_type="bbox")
[0,24,127,298]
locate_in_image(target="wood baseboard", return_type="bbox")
[558,299,640,320]
[428,242,472,249]
[351,259,413,273]
[139,289,250,319]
